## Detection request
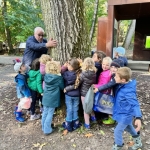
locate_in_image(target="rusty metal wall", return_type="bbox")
[133,17,150,60]
[97,17,107,54]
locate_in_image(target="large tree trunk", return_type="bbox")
[89,0,99,43]
[2,0,13,53]
[123,20,136,50]
[40,0,89,63]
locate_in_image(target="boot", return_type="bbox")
[15,111,25,122]
[73,119,82,130]
[128,135,142,150]
[62,121,73,132]
[112,144,123,150]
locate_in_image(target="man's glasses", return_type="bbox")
[38,34,44,37]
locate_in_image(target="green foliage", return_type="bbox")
[84,0,107,46]
[0,0,44,46]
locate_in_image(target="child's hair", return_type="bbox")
[68,58,80,71]
[102,57,112,65]
[39,54,51,64]
[81,57,97,72]
[45,61,60,74]
[116,67,132,82]
[94,51,106,63]
[31,58,40,71]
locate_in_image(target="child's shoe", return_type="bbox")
[84,123,90,129]
[73,119,82,130]
[102,116,115,125]
[15,111,25,122]
[90,116,97,123]
[112,144,123,150]
[128,135,142,150]
[30,114,40,120]
[62,121,73,132]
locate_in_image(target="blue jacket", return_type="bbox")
[62,71,80,97]
[15,73,31,98]
[42,74,64,108]
[22,36,48,66]
[118,56,128,66]
[95,62,103,84]
[113,80,142,125]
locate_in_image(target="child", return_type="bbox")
[14,62,31,122]
[114,47,128,66]
[41,61,64,135]
[94,59,123,124]
[112,67,142,150]
[28,58,43,120]
[92,51,106,83]
[39,54,51,76]
[62,58,81,132]
[80,57,96,129]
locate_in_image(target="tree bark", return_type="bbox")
[89,0,99,43]
[123,20,136,50]
[40,0,89,63]
[2,0,13,53]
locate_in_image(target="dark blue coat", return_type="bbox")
[15,73,31,98]
[113,80,142,124]
[22,36,48,66]
[62,71,80,97]
[42,74,64,108]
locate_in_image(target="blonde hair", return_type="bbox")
[45,61,60,74]
[102,57,112,65]
[81,57,97,72]
[116,67,132,82]
[39,54,51,64]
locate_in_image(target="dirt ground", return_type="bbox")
[0,64,150,150]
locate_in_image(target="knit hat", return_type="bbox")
[115,47,125,56]
[14,62,22,72]
[111,59,124,68]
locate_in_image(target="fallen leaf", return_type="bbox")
[39,143,47,150]
[127,141,134,147]
[62,129,68,136]
[99,130,105,136]
[33,143,40,148]
[85,133,93,138]
[72,144,76,148]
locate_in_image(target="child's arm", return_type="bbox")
[94,78,116,93]
[36,73,43,94]
[61,63,68,74]
[40,63,45,75]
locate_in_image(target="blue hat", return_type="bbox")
[115,47,125,56]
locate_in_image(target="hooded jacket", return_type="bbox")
[42,74,64,108]
[62,70,80,97]
[113,80,142,125]
[28,70,43,93]
[80,70,96,97]
[22,36,48,66]
[15,73,31,98]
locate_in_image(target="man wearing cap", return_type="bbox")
[22,27,57,67]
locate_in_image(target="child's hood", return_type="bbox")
[44,73,62,85]
[82,70,96,79]
[29,70,40,78]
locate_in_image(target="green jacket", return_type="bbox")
[28,70,43,93]
[42,73,64,108]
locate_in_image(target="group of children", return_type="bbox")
[13,47,142,150]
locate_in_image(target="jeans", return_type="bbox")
[65,95,79,122]
[114,122,138,146]
[41,106,55,134]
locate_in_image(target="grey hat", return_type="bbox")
[14,62,22,72]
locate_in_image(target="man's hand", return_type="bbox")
[135,119,141,132]
[46,38,57,48]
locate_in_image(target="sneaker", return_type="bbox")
[84,123,90,129]
[30,114,40,120]
[102,117,115,125]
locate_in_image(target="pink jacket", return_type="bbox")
[40,63,46,89]
[94,70,111,94]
